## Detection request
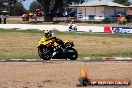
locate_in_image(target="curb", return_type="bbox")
[103,57,132,61]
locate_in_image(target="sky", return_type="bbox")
[22,0,35,10]
[23,0,132,10]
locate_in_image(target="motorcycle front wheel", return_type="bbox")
[69,28,72,31]
[65,48,78,60]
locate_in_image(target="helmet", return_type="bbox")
[71,20,75,24]
[44,30,51,34]
[44,30,51,38]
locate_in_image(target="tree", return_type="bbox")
[0,0,17,12]
[10,2,26,16]
[113,0,131,6]
[66,0,85,5]
[29,1,42,13]
[0,0,25,16]
[37,0,63,22]
[37,0,85,22]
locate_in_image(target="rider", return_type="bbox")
[43,30,56,40]
[69,20,75,29]
[40,30,65,49]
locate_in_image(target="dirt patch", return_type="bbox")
[0,61,131,88]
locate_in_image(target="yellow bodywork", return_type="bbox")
[120,17,127,22]
[37,36,73,47]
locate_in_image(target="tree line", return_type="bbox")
[0,0,26,16]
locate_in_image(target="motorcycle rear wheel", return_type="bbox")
[74,28,77,31]
[38,47,51,60]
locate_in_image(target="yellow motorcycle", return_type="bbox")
[37,37,78,60]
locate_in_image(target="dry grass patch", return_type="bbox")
[59,35,132,57]
[0,32,42,59]
[0,31,132,59]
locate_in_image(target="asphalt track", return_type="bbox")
[0,59,132,62]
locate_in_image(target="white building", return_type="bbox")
[69,0,132,21]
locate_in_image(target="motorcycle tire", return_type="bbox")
[65,48,78,60]
[38,47,51,60]
[69,28,72,31]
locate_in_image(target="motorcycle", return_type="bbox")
[37,37,78,60]
[68,23,77,31]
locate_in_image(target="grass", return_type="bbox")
[0,28,132,38]
[0,55,39,60]
[79,52,132,59]
[0,28,132,60]
[0,29,42,33]
[43,80,52,84]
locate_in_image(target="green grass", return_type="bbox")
[43,80,52,84]
[0,28,42,33]
[1,28,132,39]
[79,52,132,59]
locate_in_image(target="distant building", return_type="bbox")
[69,0,132,21]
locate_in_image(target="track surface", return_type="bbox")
[0,59,132,62]
[0,59,132,88]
